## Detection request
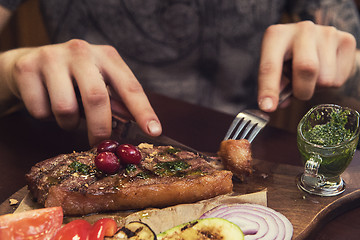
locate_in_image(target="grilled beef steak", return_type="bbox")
[26,143,233,216]
[218,139,252,181]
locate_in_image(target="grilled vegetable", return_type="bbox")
[111,221,156,239]
[157,218,244,240]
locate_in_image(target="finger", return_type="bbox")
[40,47,80,130]
[258,24,293,112]
[109,87,133,120]
[95,45,162,136]
[73,64,112,146]
[66,40,113,146]
[291,21,319,100]
[336,31,357,85]
[316,26,338,87]
[13,53,52,119]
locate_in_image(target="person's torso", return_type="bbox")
[40,0,287,113]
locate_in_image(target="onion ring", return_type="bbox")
[200,203,293,240]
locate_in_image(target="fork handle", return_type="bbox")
[278,82,292,106]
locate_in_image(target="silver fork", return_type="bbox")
[224,83,292,143]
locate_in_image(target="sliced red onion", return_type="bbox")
[200,203,293,240]
[224,215,259,235]
[201,206,277,239]
[240,204,291,240]
[221,211,267,236]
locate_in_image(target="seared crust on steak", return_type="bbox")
[26,144,233,216]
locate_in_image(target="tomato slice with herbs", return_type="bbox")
[0,206,63,240]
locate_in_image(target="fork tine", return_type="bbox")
[232,120,248,139]
[239,122,256,140]
[247,125,263,143]
[224,110,269,142]
[223,80,291,142]
[224,117,242,140]
[224,111,249,140]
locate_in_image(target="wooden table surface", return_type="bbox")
[0,92,360,239]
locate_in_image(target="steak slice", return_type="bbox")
[218,139,252,181]
[26,143,233,216]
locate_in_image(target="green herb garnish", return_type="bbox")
[136,171,150,179]
[125,164,137,173]
[69,161,90,175]
[155,160,190,177]
[165,147,181,154]
[304,109,353,146]
[158,147,182,157]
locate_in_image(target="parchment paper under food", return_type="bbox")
[15,190,267,235]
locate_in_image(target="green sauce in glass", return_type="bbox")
[298,107,359,178]
[303,109,352,146]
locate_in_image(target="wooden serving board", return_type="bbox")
[240,152,360,239]
[1,152,360,240]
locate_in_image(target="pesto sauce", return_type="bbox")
[165,147,181,154]
[155,160,190,177]
[125,164,137,173]
[298,107,358,178]
[158,147,182,157]
[304,109,353,146]
[69,161,91,175]
[136,172,150,179]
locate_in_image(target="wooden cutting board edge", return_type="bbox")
[296,188,360,239]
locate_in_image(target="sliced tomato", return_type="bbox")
[52,219,92,240]
[0,206,63,240]
[53,218,117,240]
[88,218,117,240]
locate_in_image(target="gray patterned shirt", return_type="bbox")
[2,0,360,114]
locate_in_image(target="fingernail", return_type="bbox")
[259,97,273,111]
[147,120,162,135]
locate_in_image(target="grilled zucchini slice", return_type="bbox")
[157,218,244,240]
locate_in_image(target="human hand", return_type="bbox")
[0,39,162,145]
[257,21,357,112]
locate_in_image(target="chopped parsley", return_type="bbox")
[136,171,150,179]
[125,164,137,173]
[165,147,181,154]
[304,109,353,146]
[158,147,182,157]
[155,160,190,177]
[69,161,90,175]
